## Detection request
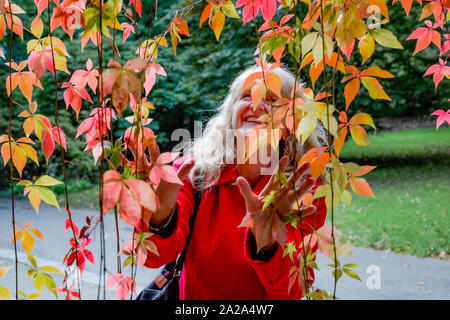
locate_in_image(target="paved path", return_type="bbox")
[0,198,448,299]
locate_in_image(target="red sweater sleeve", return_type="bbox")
[243,181,327,300]
[142,157,195,269]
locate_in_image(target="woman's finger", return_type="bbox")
[287,177,316,203]
[236,176,261,212]
[298,205,317,219]
[282,161,311,193]
[259,155,290,197]
[177,157,195,182]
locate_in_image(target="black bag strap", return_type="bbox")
[165,187,203,274]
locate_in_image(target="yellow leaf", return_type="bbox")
[30,16,43,38]
[21,231,34,252]
[371,28,404,49]
[0,267,11,278]
[34,175,63,187]
[28,188,41,213]
[349,125,369,146]
[360,76,392,101]
[0,286,12,300]
[211,9,225,41]
[35,186,60,210]
[358,33,375,64]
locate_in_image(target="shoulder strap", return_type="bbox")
[172,187,203,273]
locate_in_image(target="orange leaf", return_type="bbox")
[310,156,327,180]
[344,78,360,110]
[349,177,375,198]
[200,4,213,27]
[360,76,392,101]
[349,113,376,129]
[265,72,282,97]
[21,231,34,252]
[358,33,375,63]
[349,125,369,146]
[334,126,347,157]
[210,9,225,41]
[11,144,27,177]
[360,66,395,78]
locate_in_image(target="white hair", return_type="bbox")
[181,64,328,191]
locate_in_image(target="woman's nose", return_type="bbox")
[255,100,270,113]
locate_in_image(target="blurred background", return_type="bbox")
[0,0,448,299]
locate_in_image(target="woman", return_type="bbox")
[142,64,328,300]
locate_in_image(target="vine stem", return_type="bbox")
[7,0,18,301]
[96,0,107,300]
[46,1,82,299]
[319,0,338,299]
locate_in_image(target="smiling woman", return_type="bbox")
[136,63,330,300]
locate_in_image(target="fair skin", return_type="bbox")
[150,90,317,253]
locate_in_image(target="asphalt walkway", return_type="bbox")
[0,199,448,299]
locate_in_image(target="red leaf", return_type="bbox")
[431,109,450,129]
[41,129,55,165]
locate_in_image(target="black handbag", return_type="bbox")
[136,189,202,300]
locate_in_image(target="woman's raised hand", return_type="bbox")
[150,158,196,227]
[236,155,318,251]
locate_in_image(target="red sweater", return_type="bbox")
[143,156,327,300]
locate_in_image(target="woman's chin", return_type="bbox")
[237,122,266,134]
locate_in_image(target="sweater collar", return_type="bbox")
[213,164,271,196]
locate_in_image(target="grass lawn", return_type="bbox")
[340,127,450,167]
[331,126,450,258]
[331,165,449,258]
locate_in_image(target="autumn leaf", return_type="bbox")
[149,152,182,188]
[129,0,142,17]
[342,65,394,108]
[82,0,123,39]
[70,58,99,92]
[102,170,158,228]
[236,0,278,24]
[371,28,404,50]
[406,20,441,55]
[349,177,375,198]
[169,16,190,56]
[431,109,450,129]
[17,176,63,213]
[423,59,450,89]
[120,22,135,43]
[106,273,136,300]
[50,0,85,39]
[0,135,39,177]
[102,59,142,116]
[5,60,43,103]
[62,82,94,121]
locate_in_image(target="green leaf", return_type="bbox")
[343,263,359,268]
[371,28,404,49]
[262,191,276,211]
[27,269,37,279]
[220,3,240,19]
[39,266,63,274]
[0,286,12,300]
[34,175,63,187]
[35,186,60,210]
[343,268,362,281]
[41,273,57,297]
[283,241,297,262]
[332,268,343,282]
[33,273,44,293]
[306,291,323,300]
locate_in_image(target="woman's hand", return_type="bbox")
[236,155,318,252]
[150,158,195,227]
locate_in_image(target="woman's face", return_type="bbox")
[231,91,278,135]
